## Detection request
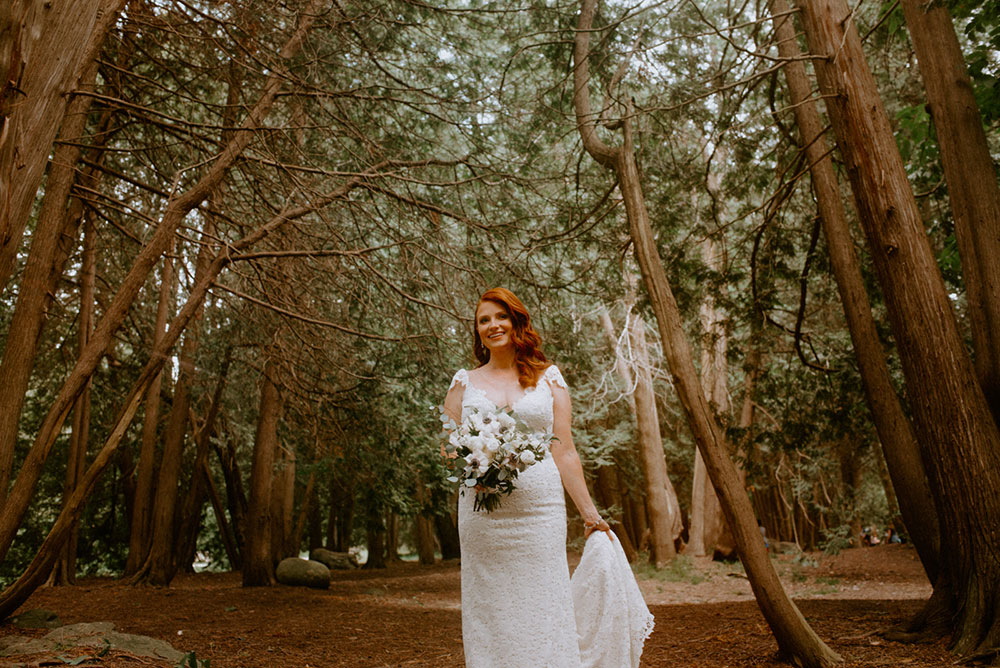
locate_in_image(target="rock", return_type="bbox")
[10,608,61,629]
[0,622,185,663]
[309,548,359,570]
[772,540,802,555]
[276,557,330,588]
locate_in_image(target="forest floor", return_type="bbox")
[0,543,961,667]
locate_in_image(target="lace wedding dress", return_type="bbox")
[450,365,653,668]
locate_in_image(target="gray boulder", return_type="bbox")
[0,622,185,663]
[276,557,330,589]
[309,548,359,570]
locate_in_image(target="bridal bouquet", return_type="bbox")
[440,406,549,512]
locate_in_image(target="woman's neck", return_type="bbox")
[486,347,517,371]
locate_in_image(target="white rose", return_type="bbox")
[519,450,536,465]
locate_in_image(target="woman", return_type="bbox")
[442,288,642,668]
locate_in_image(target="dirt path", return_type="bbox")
[0,545,953,667]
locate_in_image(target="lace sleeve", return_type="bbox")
[449,368,469,392]
[544,364,568,390]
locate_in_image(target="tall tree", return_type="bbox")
[573,1,841,665]
[901,0,1000,417]
[769,0,940,582]
[0,0,123,292]
[795,0,1000,653]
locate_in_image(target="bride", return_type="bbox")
[442,287,653,668]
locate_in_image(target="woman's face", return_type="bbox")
[476,300,513,353]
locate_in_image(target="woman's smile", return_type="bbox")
[476,301,513,350]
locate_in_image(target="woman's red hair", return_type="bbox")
[473,288,549,388]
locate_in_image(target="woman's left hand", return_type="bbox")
[584,518,614,541]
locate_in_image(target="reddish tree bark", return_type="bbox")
[769,0,940,582]
[573,1,841,664]
[0,0,122,292]
[901,0,1000,418]
[795,0,1000,653]
[243,357,283,587]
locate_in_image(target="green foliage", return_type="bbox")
[819,524,853,556]
[176,651,211,668]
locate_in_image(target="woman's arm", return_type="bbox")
[550,380,612,539]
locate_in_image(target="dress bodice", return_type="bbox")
[450,365,568,434]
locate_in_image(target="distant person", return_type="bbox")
[886,525,902,544]
[758,519,769,550]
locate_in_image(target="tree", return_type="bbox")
[572,1,841,665]
[769,0,940,582]
[795,0,1000,654]
[901,0,1000,417]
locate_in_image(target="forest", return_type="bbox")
[1,0,999,666]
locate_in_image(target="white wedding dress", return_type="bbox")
[450,365,653,668]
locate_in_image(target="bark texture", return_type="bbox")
[242,358,282,587]
[573,2,841,664]
[770,0,940,583]
[0,0,119,292]
[901,0,1000,418]
[795,0,1000,653]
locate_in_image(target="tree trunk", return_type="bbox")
[0,0,123,293]
[364,516,387,570]
[432,487,461,561]
[217,438,248,560]
[690,236,735,559]
[243,358,282,587]
[795,0,1000,653]
[771,0,941,583]
[599,309,682,564]
[269,439,295,563]
[202,458,240,570]
[630,316,683,564]
[175,352,231,573]
[0,1,323,564]
[901,0,1000,418]
[414,481,436,566]
[593,463,638,562]
[386,512,401,564]
[306,487,323,552]
[49,216,97,586]
[291,468,316,559]
[573,2,841,664]
[0,1,125,498]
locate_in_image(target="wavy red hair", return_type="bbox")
[473,288,549,388]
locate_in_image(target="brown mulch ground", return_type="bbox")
[0,545,959,667]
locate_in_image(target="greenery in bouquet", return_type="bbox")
[439,406,551,512]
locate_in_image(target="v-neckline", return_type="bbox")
[464,374,536,412]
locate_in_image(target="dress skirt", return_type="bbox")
[458,455,582,668]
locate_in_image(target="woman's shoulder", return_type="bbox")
[540,363,568,389]
[448,368,469,392]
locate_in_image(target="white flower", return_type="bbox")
[496,412,516,431]
[482,435,501,453]
[467,435,486,454]
[519,450,536,465]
